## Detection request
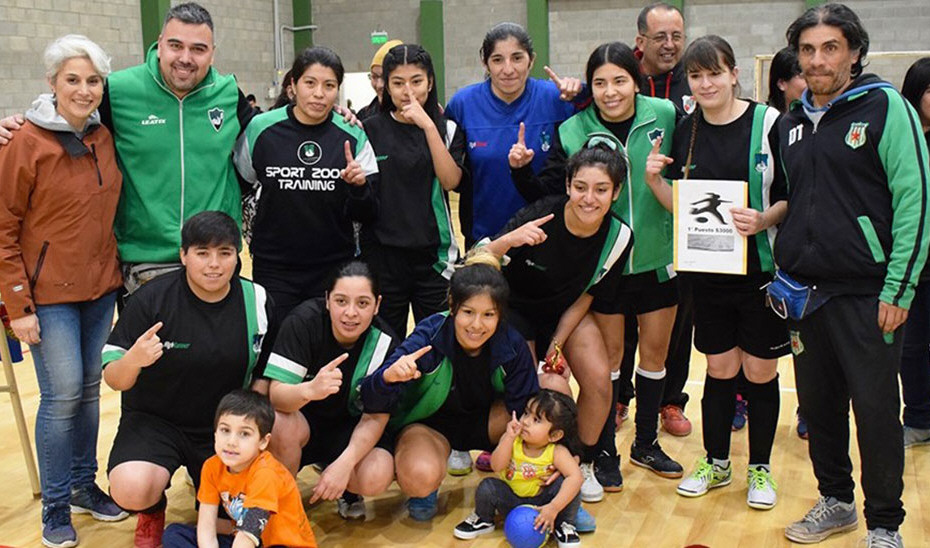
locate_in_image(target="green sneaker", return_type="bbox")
[747,466,778,510]
[676,458,731,497]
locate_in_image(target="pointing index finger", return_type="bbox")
[650,136,663,155]
[325,353,350,370]
[144,321,164,338]
[344,140,354,163]
[543,65,562,85]
[532,213,555,227]
[408,345,433,361]
[517,122,526,146]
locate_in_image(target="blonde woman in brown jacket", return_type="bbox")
[0,34,127,547]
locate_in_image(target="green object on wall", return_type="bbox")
[526,0,548,79]
[665,0,684,11]
[805,0,826,8]
[293,0,314,54]
[420,0,445,103]
[140,0,171,54]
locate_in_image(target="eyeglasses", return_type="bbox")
[642,32,684,46]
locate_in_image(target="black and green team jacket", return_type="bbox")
[774,74,930,308]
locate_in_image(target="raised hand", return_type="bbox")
[506,213,554,249]
[545,66,582,102]
[505,410,523,439]
[645,136,674,182]
[400,84,432,130]
[508,122,536,168]
[382,345,432,384]
[340,140,366,186]
[303,353,347,401]
[127,321,165,368]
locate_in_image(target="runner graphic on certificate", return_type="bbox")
[673,179,748,274]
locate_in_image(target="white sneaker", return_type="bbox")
[336,493,366,520]
[447,450,473,476]
[676,459,731,498]
[747,466,777,510]
[580,462,604,503]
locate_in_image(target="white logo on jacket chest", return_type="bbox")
[788,124,804,146]
[140,114,166,126]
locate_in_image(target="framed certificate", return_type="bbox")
[673,179,748,275]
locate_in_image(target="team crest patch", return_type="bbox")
[297,141,322,166]
[754,153,769,173]
[540,130,551,152]
[208,107,224,131]
[845,122,868,149]
[647,127,665,145]
[682,95,696,114]
[789,330,804,356]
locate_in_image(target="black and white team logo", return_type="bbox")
[208,107,224,132]
[297,141,323,166]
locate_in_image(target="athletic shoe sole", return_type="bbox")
[747,497,776,510]
[676,475,731,497]
[70,505,129,522]
[603,484,624,493]
[581,490,604,503]
[784,520,858,544]
[447,467,473,476]
[42,537,78,548]
[630,457,684,479]
[453,526,495,540]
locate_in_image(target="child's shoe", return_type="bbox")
[453,512,495,539]
[337,491,366,520]
[555,522,582,548]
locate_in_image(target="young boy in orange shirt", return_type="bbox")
[162,390,317,547]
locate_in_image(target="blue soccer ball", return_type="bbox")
[504,504,549,548]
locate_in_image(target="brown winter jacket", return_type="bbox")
[0,116,123,319]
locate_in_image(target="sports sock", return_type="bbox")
[745,374,780,465]
[634,367,666,447]
[702,374,738,461]
[595,370,622,457]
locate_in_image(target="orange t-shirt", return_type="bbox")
[198,451,317,547]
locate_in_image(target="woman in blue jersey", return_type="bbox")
[234,46,379,364]
[362,44,466,341]
[445,22,581,248]
[643,35,788,510]
[510,42,682,496]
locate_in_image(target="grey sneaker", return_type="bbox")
[579,461,604,503]
[861,528,903,548]
[785,496,858,543]
[336,492,365,520]
[70,484,129,522]
[903,425,930,448]
[42,504,77,548]
[447,450,473,476]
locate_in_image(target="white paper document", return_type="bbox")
[673,179,748,275]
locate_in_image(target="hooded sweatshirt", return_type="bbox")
[0,94,122,318]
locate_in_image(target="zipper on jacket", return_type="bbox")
[89,143,103,186]
[29,241,50,292]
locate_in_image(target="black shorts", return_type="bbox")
[591,271,679,316]
[107,410,214,489]
[691,273,790,359]
[505,309,556,360]
[417,410,494,453]
[300,414,394,468]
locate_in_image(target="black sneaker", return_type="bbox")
[453,513,495,539]
[593,453,623,492]
[555,522,582,548]
[630,441,683,478]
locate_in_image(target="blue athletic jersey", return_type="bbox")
[446,78,575,242]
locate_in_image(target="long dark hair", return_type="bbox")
[326,260,380,297]
[902,57,930,125]
[768,47,802,112]
[290,46,345,87]
[449,250,509,318]
[584,41,642,91]
[480,22,534,65]
[379,43,447,141]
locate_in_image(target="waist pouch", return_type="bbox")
[765,269,831,320]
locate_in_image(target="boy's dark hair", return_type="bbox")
[214,389,276,437]
[786,3,869,78]
[526,389,580,455]
[181,211,241,252]
[164,2,214,33]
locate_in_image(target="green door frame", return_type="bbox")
[140,0,171,53]
[420,0,445,103]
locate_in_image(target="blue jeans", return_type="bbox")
[30,292,116,506]
[901,282,930,429]
[474,477,580,527]
[163,524,234,548]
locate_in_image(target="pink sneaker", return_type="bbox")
[475,451,493,472]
